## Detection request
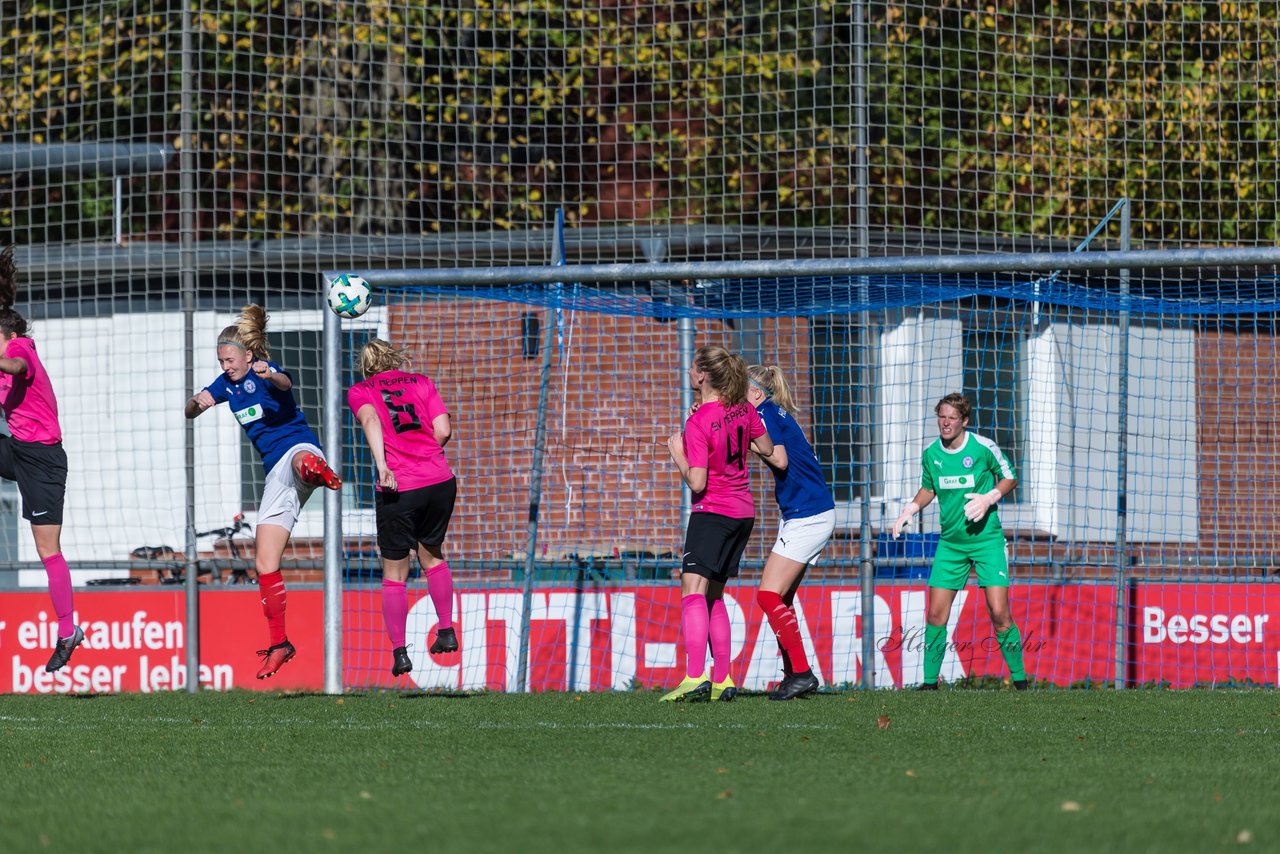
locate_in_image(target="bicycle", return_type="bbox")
[196,513,255,584]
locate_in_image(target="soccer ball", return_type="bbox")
[327,274,373,318]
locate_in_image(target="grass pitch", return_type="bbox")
[1,687,1276,853]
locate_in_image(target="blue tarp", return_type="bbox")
[385,273,1280,319]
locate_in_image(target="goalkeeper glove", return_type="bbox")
[891,502,919,539]
[963,489,1003,523]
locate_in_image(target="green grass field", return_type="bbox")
[1,688,1276,853]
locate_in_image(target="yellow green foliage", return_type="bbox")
[2,1,1276,244]
[877,0,1280,244]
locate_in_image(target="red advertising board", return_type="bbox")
[1131,584,1280,687]
[0,590,324,693]
[1,582,1130,693]
[343,582,1117,692]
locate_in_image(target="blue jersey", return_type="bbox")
[205,362,320,474]
[756,400,835,520]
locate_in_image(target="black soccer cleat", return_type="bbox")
[429,627,458,654]
[392,646,413,676]
[45,625,84,673]
[1013,679,1029,691]
[769,670,820,701]
[916,681,939,691]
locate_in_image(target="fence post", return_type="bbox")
[516,211,566,693]
[1113,200,1132,690]
[180,4,199,694]
[322,277,344,695]
[853,0,877,690]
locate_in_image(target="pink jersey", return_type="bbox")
[682,399,765,519]
[0,337,61,444]
[347,369,452,491]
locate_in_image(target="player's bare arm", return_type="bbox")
[356,404,397,491]
[185,389,216,419]
[252,359,292,390]
[433,413,452,448]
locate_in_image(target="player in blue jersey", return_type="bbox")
[185,304,342,679]
[747,365,836,701]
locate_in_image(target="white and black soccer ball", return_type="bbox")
[327,274,373,318]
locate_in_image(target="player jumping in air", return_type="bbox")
[663,346,775,703]
[0,246,84,673]
[746,364,837,701]
[185,304,341,679]
[891,392,1027,690]
[347,339,459,677]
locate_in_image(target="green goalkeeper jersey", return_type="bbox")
[919,431,1016,543]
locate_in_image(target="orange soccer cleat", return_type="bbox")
[297,452,342,490]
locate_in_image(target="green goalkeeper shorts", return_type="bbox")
[928,538,1010,589]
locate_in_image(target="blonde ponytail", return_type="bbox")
[748,364,799,414]
[217,304,271,361]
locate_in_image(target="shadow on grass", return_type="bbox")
[267,689,479,701]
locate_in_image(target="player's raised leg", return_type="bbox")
[36,523,83,672]
[253,522,296,678]
[423,547,458,655]
[380,552,413,676]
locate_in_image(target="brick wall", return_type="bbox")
[166,312,1280,587]
[1196,329,1280,564]
[384,299,813,572]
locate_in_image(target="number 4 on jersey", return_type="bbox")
[725,425,746,470]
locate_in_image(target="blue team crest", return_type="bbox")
[244,378,257,393]
[962,455,974,469]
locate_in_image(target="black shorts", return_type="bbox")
[681,512,754,583]
[0,435,67,525]
[375,476,457,560]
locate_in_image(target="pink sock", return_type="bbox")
[382,579,408,648]
[709,597,732,683]
[680,594,709,679]
[426,562,454,630]
[42,553,75,638]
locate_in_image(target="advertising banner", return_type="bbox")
[1,583,1125,693]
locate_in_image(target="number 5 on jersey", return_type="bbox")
[381,389,422,433]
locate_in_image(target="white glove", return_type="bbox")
[891,502,920,539]
[963,489,1003,523]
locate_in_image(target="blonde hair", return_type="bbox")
[359,338,410,378]
[217,304,270,361]
[748,364,799,414]
[695,345,748,405]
